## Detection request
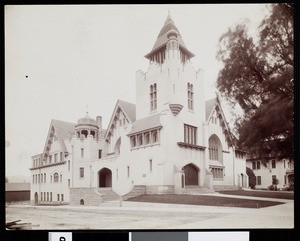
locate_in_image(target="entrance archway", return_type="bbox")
[98,168,112,187]
[34,192,38,205]
[183,164,199,185]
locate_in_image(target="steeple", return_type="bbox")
[144,13,195,62]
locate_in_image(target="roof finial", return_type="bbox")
[86,105,89,116]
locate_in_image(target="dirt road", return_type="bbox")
[5,199,294,229]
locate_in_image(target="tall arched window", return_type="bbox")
[53,172,59,182]
[187,83,194,110]
[208,134,223,164]
[150,83,157,111]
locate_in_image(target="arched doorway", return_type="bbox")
[183,164,199,185]
[34,192,38,205]
[98,168,112,187]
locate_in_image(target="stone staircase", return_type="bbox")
[69,187,119,206]
[181,185,214,195]
[94,188,119,202]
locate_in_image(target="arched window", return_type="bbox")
[144,132,150,145]
[53,172,59,182]
[150,83,157,111]
[208,135,223,164]
[187,83,194,110]
[131,136,136,148]
[81,130,88,138]
[152,130,158,143]
[137,134,143,146]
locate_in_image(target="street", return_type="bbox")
[5,197,294,229]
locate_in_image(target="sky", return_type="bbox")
[5,4,270,179]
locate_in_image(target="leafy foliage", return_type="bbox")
[246,167,256,189]
[216,4,293,161]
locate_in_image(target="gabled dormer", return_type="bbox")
[40,120,76,167]
[206,96,234,149]
[104,100,136,156]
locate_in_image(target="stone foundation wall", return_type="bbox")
[122,185,146,200]
[69,187,103,206]
[146,185,175,194]
[213,185,239,192]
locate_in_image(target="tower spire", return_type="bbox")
[144,13,195,60]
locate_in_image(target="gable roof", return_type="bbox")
[128,113,162,135]
[105,99,136,140]
[5,183,30,191]
[145,14,195,59]
[205,97,217,121]
[41,119,76,160]
[118,100,136,123]
[52,119,76,142]
[205,96,235,147]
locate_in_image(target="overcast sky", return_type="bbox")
[5,4,270,179]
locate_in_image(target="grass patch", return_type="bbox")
[219,190,294,199]
[127,194,284,208]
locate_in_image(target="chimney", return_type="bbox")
[96,116,102,130]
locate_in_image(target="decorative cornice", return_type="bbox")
[177,142,206,150]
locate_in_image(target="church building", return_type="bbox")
[30,14,248,205]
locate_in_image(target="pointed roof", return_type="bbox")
[118,100,136,122]
[205,97,235,147]
[205,98,217,121]
[52,119,76,141]
[42,119,76,159]
[145,13,195,59]
[104,99,136,140]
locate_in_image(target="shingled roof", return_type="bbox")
[128,113,162,135]
[205,97,217,121]
[118,100,136,122]
[145,13,195,59]
[52,119,76,140]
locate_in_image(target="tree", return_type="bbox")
[246,167,256,189]
[216,4,293,162]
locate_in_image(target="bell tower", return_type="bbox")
[136,13,205,121]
